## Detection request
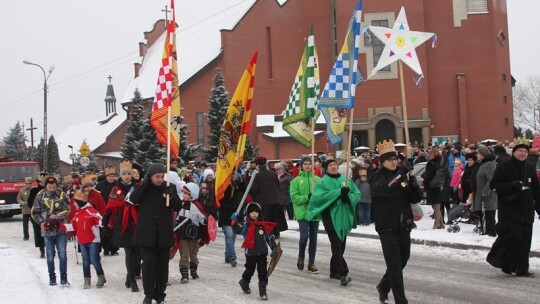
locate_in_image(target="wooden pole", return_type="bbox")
[310,118,315,190]
[398,61,410,158]
[344,108,355,187]
[166,106,171,207]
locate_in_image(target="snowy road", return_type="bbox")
[1,216,538,304]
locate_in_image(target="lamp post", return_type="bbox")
[68,145,75,172]
[23,60,54,172]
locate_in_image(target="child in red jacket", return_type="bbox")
[69,190,106,289]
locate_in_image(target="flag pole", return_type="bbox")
[344,108,355,187]
[166,106,171,207]
[310,117,315,190]
[398,60,410,158]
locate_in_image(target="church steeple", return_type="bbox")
[104,75,117,116]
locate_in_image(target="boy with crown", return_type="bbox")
[371,140,423,304]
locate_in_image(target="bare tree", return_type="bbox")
[513,76,540,132]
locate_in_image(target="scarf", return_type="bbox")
[241,221,276,249]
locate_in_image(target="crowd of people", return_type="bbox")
[14,137,540,304]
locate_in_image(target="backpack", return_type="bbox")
[428,163,445,189]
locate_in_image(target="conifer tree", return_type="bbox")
[121,89,145,161]
[47,135,60,174]
[243,134,258,162]
[134,112,166,168]
[177,115,197,166]
[3,121,27,160]
[206,68,229,162]
[33,138,45,170]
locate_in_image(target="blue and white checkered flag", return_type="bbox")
[318,0,363,109]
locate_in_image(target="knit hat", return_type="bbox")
[492,145,507,156]
[146,163,166,178]
[323,159,337,171]
[351,158,362,167]
[24,177,33,184]
[299,156,312,167]
[512,137,530,153]
[246,202,261,215]
[476,145,491,157]
[380,151,398,163]
[364,157,373,165]
[182,182,200,201]
[203,168,214,179]
[255,156,267,166]
[132,163,143,176]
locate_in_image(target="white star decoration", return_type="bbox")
[368,7,435,79]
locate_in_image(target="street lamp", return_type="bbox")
[68,145,75,172]
[23,60,54,172]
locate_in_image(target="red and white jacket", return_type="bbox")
[72,204,102,245]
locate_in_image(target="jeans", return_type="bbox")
[44,233,68,276]
[80,243,104,277]
[222,226,237,261]
[298,220,318,264]
[357,203,371,225]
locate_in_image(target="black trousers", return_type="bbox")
[22,214,31,239]
[30,218,44,251]
[484,210,497,236]
[124,247,141,277]
[242,254,268,284]
[378,231,411,304]
[326,229,348,277]
[487,221,533,274]
[140,246,170,302]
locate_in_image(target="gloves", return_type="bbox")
[164,185,176,197]
[340,187,351,204]
[230,212,238,221]
[511,181,523,191]
[399,161,413,177]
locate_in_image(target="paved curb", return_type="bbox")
[292,229,540,258]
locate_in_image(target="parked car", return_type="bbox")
[412,161,427,202]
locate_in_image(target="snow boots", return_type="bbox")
[83,277,91,289]
[307,263,320,274]
[96,274,106,288]
[377,283,389,304]
[239,279,251,294]
[297,256,304,270]
[60,273,70,287]
[180,267,189,283]
[190,265,199,280]
[49,273,57,286]
[259,282,268,301]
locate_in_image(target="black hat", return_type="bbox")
[380,151,398,163]
[298,156,312,167]
[246,202,261,215]
[492,145,507,156]
[323,159,337,171]
[132,163,143,175]
[512,144,530,153]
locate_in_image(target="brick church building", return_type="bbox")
[72,0,512,167]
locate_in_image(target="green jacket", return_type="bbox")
[290,170,321,221]
[307,174,361,241]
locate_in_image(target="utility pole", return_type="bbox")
[26,118,37,148]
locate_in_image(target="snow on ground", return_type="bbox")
[1,206,539,304]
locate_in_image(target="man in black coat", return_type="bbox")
[371,143,423,304]
[488,143,540,277]
[27,173,47,258]
[131,163,181,304]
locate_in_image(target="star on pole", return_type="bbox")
[367,7,435,80]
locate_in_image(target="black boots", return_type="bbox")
[259,282,268,301]
[125,274,138,291]
[239,279,251,294]
[377,283,389,304]
[180,268,189,283]
[60,273,70,287]
[190,265,199,280]
[49,273,57,286]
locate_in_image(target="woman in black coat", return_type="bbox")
[423,149,444,229]
[130,164,181,304]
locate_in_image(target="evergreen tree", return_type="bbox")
[525,128,534,139]
[3,121,27,160]
[33,138,45,170]
[47,135,60,174]
[134,112,166,168]
[206,68,229,162]
[177,115,198,166]
[243,134,258,162]
[121,89,145,161]
[74,153,98,174]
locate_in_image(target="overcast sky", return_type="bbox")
[0,0,537,147]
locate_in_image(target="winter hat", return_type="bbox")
[246,202,262,215]
[379,151,398,163]
[364,157,373,165]
[146,163,167,178]
[492,145,507,156]
[81,175,95,188]
[24,177,33,184]
[351,158,363,167]
[323,159,337,171]
[182,182,200,201]
[299,156,312,167]
[255,156,267,166]
[476,145,491,157]
[119,161,133,175]
[203,168,214,180]
[132,163,143,176]
[318,154,328,163]
[512,137,530,153]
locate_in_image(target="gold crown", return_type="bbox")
[358,168,367,176]
[119,161,133,172]
[514,137,529,146]
[82,174,97,185]
[73,190,88,202]
[377,140,396,156]
[105,166,116,175]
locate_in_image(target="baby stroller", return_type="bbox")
[446,203,481,233]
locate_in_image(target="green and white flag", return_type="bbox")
[282,26,320,148]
